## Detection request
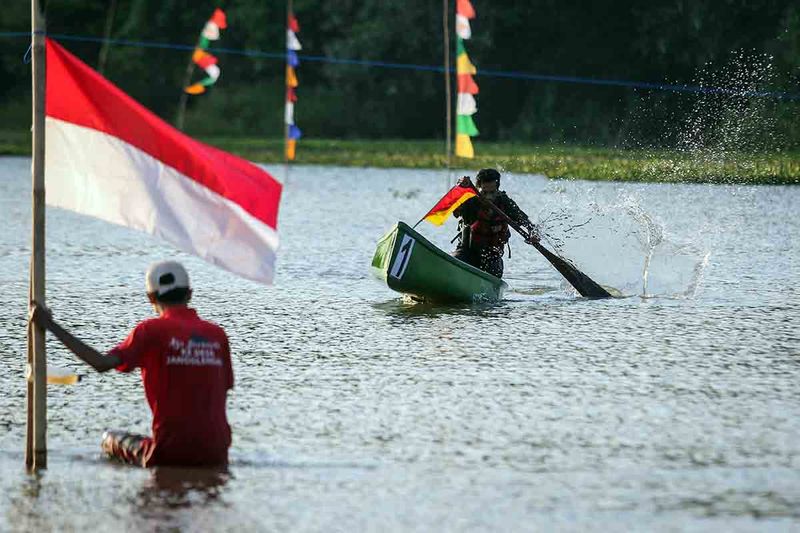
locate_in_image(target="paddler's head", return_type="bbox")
[476,168,500,198]
[145,260,192,314]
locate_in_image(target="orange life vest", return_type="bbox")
[470,203,510,249]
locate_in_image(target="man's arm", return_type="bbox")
[501,195,529,224]
[30,303,120,372]
[501,195,540,243]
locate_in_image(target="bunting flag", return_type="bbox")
[46,39,282,284]
[422,185,477,226]
[285,11,302,161]
[184,8,227,95]
[455,0,478,158]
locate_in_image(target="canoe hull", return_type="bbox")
[371,222,507,303]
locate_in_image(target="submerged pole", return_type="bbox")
[443,0,452,190]
[27,0,47,470]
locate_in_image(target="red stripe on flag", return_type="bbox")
[457,0,476,19]
[457,74,479,95]
[288,13,300,33]
[193,50,218,69]
[422,185,477,225]
[45,39,281,230]
[210,8,227,29]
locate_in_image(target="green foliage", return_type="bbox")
[197,137,800,184]
[0,0,798,150]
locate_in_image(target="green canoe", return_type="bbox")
[371,221,508,303]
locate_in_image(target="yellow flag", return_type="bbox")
[286,66,298,88]
[456,53,476,75]
[286,139,297,160]
[455,134,474,158]
[184,83,206,95]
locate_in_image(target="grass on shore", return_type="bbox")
[2,130,798,184]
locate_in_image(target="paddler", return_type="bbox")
[29,260,233,468]
[453,168,539,278]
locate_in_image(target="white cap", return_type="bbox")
[145,260,191,296]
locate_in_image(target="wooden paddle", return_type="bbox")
[475,193,613,298]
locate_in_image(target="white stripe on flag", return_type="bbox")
[287,30,302,51]
[202,22,220,41]
[45,117,279,284]
[205,64,220,82]
[457,93,477,115]
[284,102,295,125]
[456,15,472,39]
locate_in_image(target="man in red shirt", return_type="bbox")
[30,260,233,467]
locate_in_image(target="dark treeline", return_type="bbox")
[1,1,799,149]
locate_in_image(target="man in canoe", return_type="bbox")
[29,260,233,468]
[453,168,538,278]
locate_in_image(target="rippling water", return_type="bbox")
[1,157,798,531]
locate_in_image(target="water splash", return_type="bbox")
[622,50,793,183]
[535,191,710,298]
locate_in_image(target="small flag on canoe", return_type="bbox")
[184,8,227,95]
[455,0,478,159]
[285,11,302,161]
[45,39,282,284]
[422,185,477,226]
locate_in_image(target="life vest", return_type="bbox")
[469,199,510,249]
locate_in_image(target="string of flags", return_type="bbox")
[455,0,478,158]
[285,11,302,161]
[184,8,227,95]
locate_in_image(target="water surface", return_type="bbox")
[1,157,798,531]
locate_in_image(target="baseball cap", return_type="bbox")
[145,260,191,296]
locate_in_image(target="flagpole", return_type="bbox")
[96,0,117,75]
[27,0,48,470]
[443,0,452,191]
[284,0,292,182]
[175,56,195,131]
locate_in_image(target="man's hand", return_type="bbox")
[457,176,473,188]
[29,301,119,372]
[29,301,53,330]
[524,223,541,245]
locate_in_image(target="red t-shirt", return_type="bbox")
[109,306,233,467]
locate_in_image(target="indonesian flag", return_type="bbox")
[44,39,282,284]
[422,185,477,226]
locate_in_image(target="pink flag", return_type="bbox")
[44,39,282,284]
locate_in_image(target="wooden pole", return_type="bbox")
[443,0,452,191]
[27,0,47,470]
[176,23,202,130]
[97,0,118,75]
[175,61,194,131]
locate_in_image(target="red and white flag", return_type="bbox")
[44,39,282,284]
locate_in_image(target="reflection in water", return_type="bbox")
[134,467,230,521]
[371,297,503,319]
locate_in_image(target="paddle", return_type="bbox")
[474,192,613,298]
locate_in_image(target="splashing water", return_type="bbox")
[535,191,710,298]
[621,50,793,183]
[529,52,787,297]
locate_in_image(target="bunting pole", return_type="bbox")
[443,0,452,190]
[175,62,193,131]
[285,0,292,168]
[285,2,302,166]
[283,0,291,184]
[176,9,228,130]
[27,0,48,470]
[454,0,478,159]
